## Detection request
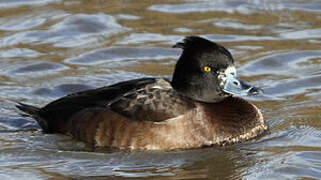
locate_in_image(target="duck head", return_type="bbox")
[171,36,262,103]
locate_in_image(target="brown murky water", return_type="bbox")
[0,0,320,179]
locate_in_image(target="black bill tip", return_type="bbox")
[248,86,264,95]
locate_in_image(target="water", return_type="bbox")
[0,0,320,179]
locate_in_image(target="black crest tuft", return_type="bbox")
[173,36,214,49]
[173,36,234,63]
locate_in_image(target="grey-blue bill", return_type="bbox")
[223,74,263,96]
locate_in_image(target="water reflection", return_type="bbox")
[65,47,180,65]
[0,0,60,9]
[1,14,129,48]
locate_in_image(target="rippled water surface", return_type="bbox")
[0,0,320,179]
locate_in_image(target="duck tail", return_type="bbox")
[15,103,49,132]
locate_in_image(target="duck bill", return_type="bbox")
[222,74,263,96]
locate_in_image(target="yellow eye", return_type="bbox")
[203,66,211,72]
